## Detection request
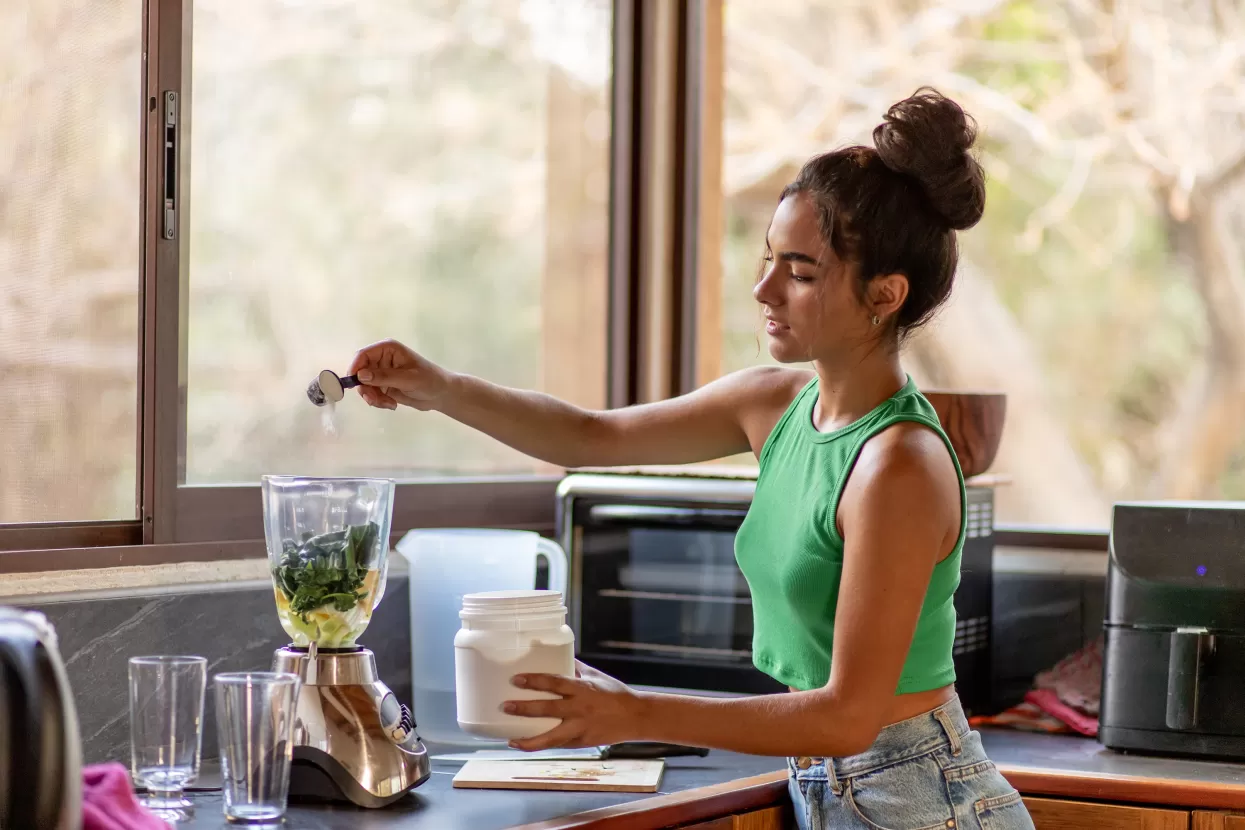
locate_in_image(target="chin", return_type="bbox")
[765,341,807,364]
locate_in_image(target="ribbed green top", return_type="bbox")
[734,375,966,693]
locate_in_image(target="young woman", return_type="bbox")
[347,88,1035,830]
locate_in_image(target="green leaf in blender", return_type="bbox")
[272,521,381,621]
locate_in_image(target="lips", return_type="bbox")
[765,319,788,334]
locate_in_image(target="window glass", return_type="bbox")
[185,0,613,483]
[0,1,142,521]
[710,0,1244,528]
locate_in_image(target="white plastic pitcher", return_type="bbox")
[396,528,568,745]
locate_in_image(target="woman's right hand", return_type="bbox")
[346,339,453,411]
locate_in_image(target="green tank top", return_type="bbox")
[734,374,966,693]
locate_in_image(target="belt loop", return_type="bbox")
[827,757,843,795]
[933,705,962,756]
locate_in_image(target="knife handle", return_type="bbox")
[604,742,710,759]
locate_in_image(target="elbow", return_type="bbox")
[810,693,886,757]
[544,409,609,469]
[563,410,616,468]
[830,725,880,758]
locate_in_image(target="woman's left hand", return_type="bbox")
[504,661,648,751]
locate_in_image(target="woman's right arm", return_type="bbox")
[347,339,804,469]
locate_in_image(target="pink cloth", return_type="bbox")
[82,763,170,830]
[1023,688,1099,736]
[1032,635,1102,717]
[968,635,1104,737]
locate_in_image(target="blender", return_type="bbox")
[263,475,430,807]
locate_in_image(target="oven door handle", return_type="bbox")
[587,505,748,528]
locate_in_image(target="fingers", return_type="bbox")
[503,698,565,719]
[358,386,398,410]
[513,673,582,696]
[347,339,395,376]
[356,367,402,387]
[508,722,586,753]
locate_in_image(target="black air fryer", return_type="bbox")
[1100,501,1245,759]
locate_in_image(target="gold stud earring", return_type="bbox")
[871,314,880,327]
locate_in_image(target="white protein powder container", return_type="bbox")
[454,589,576,740]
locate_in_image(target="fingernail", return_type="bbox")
[503,703,517,714]
[512,676,527,688]
[508,741,519,749]
[357,369,372,382]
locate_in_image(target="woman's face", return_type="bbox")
[753,192,876,364]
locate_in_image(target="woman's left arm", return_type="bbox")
[506,423,961,757]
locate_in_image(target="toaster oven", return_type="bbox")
[555,470,997,714]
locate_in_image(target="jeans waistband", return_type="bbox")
[788,695,969,782]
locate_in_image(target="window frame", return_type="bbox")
[0,0,1107,567]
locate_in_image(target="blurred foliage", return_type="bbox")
[717,0,1244,526]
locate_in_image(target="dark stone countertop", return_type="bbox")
[175,744,786,830]
[168,730,1245,828]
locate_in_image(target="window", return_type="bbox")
[0,1,143,523]
[698,0,1245,531]
[184,0,613,484]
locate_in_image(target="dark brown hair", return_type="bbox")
[780,87,986,337]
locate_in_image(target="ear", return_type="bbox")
[867,273,908,322]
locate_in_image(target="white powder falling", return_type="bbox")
[321,401,339,436]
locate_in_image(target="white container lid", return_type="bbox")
[459,590,566,621]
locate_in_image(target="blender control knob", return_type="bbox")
[389,703,416,743]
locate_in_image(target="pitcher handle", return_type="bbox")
[536,537,569,599]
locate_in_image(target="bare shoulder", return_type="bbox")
[841,422,961,548]
[726,366,813,451]
[730,365,814,402]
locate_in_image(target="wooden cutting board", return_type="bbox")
[451,759,666,792]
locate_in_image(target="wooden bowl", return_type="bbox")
[921,391,1007,479]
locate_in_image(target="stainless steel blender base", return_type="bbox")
[274,645,431,807]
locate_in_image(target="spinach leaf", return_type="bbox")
[272,521,381,620]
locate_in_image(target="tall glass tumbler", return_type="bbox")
[129,655,207,821]
[215,672,301,823]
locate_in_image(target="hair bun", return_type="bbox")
[872,87,986,231]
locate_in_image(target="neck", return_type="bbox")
[810,342,906,432]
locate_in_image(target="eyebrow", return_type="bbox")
[776,250,820,267]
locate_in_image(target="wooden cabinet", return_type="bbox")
[1192,813,1245,830]
[1024,797,1189,830]
[680,805,788,830]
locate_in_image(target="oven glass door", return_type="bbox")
[576,503,786,693]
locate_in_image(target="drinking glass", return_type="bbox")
[215,671,301,824]
[129,655,207,821]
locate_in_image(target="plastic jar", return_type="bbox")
[454,589,576,740]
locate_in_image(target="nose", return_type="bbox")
[753,264,782,307]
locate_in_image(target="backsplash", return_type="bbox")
[15,576,411,765]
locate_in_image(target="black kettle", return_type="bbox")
[0,607,82,830]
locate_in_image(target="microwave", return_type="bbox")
[554,469,997,714]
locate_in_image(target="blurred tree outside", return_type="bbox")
[0,0,142,522]
[714,0,1245,528]
[184,0,612,484]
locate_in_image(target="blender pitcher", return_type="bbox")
[263,476,394,648]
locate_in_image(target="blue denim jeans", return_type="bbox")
[788,696,1035,830]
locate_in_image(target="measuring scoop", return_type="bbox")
[306,369,362,406]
